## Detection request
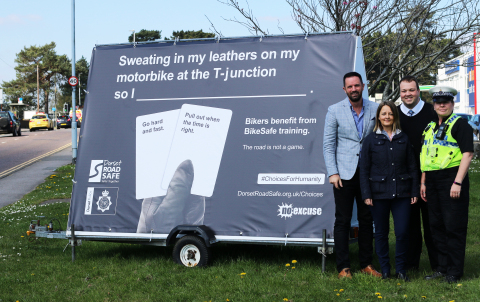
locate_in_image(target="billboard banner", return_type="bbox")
[468,55,475,107]
[68,33,358,240]
[445,59,460,75]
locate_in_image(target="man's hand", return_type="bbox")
[411,197,418,204]
[420,184,427,202]
[364,198,373,206]
[329,174,343,190]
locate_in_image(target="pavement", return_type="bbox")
[0,147,74,208]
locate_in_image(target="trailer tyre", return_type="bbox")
[173,235,210,267]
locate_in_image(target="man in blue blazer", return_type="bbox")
[323,72,380,278]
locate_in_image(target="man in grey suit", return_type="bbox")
[323,72,380,279]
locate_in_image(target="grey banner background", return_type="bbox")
[69,33,357,239]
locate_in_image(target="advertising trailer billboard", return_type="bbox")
[68,33,363,244]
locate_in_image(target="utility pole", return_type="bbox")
[71,0,77,163]
[37,65,39,113]
[54,75,57,130]
[78,72,82,106]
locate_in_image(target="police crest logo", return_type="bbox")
[85,187,119,215]
[96,190,112,212]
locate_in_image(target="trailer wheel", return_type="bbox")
[173,235,210,267]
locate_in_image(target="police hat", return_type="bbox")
[429,86,457,102]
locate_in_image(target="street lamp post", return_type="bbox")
[130,30,135,43]
[36,65,39,113]
[71,0,77,164]
[78,72,82,106]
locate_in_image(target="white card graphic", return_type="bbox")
[161,104,232,197]
[136,109,180,199]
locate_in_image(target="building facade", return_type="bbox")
[436,34,480,115]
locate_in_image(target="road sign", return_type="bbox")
[52,107,56,112]
[68,76,79,87]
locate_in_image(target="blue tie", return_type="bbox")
[408,110,414,117]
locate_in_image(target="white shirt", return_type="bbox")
[399,99,425,117]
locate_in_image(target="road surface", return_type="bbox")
[0,128,78,208]
[0,128,76,176]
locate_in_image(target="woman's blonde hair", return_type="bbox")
[373,101,402,132]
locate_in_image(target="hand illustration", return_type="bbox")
[137,160,205,233]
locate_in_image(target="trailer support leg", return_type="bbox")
[322,229,327,273]
[71,224,76,262]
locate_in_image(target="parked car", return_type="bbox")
[0,111,21,136]
[469,114,480,139]
[456,113,472,121]
[57,115,81,129]
[29,114,55,131]
[56,115,72,129]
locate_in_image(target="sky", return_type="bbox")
[0,0,300,86]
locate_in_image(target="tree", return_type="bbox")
[216,0,480,100]
[128,29,161,42]
[168,30,215,40]
[1,42,70,113]
[60,56,90,108]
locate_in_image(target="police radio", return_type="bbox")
[435,123,449,140]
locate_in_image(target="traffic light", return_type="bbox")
[64,103,70,113]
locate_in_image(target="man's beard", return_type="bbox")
[348,91,362,102]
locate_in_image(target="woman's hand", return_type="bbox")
[420,184,427,202]
[411,197,417,204]
[364,198,373,206]
[450,183,461,199]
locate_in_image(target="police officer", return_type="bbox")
[420,86,474,283]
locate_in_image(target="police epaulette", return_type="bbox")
[446,114,458,125]
[423,123,433,134]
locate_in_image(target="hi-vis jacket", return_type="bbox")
[420,115,463,172]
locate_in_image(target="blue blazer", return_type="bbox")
[323,97,378,180]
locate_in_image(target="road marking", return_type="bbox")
[0,142,72,179]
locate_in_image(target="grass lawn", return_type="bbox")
[1,160,480,301]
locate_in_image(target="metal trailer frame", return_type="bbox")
[46,32,367,270]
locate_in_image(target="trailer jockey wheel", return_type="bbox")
[173,235,210,267]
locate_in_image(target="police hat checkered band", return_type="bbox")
[429,85,457,98]
[432,91,454,98]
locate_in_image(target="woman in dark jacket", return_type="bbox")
[360,101,419,281]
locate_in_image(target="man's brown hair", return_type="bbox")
[399,75,420,90]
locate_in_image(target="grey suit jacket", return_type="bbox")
[323,97,379,180]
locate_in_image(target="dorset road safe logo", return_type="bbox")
[88,160,122,183]
[277,203,323,219]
